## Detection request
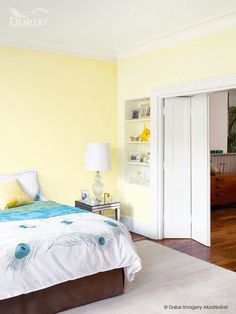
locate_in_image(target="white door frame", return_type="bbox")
[150,74,236,240]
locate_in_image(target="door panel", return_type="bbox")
[191,94,210,246]
[164,97,191,238]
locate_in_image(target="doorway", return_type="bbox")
[209,90,236,255]
[151,74,236,243]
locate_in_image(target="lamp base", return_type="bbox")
[92,171,103,202]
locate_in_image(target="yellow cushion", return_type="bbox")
[0,179,33,210]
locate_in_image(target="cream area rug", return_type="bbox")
[60,240,236,314]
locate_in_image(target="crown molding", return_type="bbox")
[117,10,236,61]
[0,41,116,62]
[1,10,236,62]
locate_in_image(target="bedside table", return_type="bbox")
[75,200,120,221]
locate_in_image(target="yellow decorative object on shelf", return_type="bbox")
[140,124,150,142]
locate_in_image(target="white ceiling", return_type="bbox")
[0,0,236,60]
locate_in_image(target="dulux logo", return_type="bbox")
[9,8,49,27]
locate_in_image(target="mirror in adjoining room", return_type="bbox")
[210,89,236,208]
[228,90,236,153]
[210,90,236,171]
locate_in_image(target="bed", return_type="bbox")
[0,201,141,314]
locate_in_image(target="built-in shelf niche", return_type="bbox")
[124,98,150,186]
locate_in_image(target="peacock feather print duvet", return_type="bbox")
[0,201,141,300]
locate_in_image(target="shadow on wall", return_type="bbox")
[119,190,134,218]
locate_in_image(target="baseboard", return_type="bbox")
[120,216,156,239]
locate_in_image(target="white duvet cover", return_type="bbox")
[0,201,141,300]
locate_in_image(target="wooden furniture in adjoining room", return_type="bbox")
[0,268,124,314]
[211,173,236,206]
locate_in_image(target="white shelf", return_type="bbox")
[127,161,150,167]
[126,141,150,144]
[127,181,150,187]
[125,118,150,122]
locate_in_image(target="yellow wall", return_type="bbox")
[1,27,236,218]
[118,27,236,222]
[0,46,117,205]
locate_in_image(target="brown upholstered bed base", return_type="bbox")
[0,268,124,314]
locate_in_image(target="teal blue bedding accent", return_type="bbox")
[0,201,86,222]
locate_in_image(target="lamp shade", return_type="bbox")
[85,143,111,171]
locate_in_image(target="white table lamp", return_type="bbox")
[85,143,111,202]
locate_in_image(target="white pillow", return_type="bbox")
[0,169,47,201]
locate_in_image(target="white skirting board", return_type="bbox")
[120,216,156,239]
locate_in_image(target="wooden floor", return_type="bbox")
[131,207,236,272]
